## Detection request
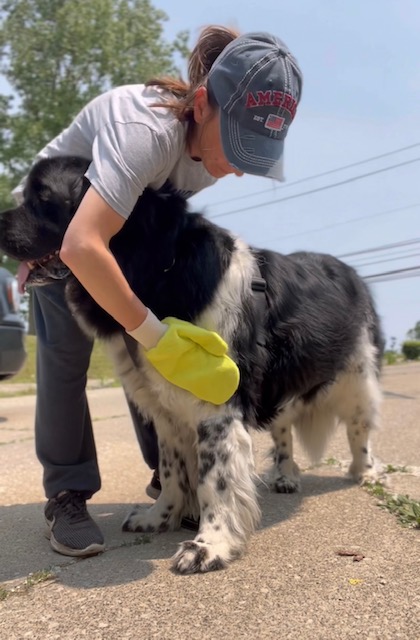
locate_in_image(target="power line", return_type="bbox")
[272,202,420,243]
[338,238,420,259]
[350,250,420,269]
[364,265,420,283]
[368,271,420,283]
[349,246,420,266]
[350,247,420,266]
[209,142,420,208]
[210,157,420,220]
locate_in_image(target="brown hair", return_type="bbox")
[146,25,239,123]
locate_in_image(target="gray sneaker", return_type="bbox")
[45,491,105,557]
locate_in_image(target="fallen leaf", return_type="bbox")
[353,554,365,562]
[337,550,365,561]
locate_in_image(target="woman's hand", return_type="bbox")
[128,312,240,405]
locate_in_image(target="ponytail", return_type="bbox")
[146,25,239,122]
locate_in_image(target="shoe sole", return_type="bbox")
[145,485,161,500]
[45,522,105,558]
[180,516,200,532]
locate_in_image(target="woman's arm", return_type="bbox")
[60,185,148,331]
[60,184,240,404]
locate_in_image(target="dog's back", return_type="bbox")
[252,248,383,421]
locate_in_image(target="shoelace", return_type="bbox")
[56,492,89,524]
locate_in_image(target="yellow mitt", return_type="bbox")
[127,312,240,405]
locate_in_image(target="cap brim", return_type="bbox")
[220,111,285,181]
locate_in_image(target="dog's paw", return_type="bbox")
[267,459,301,493]
[347,460,388,487]
[122,504,177,533]
[272,474,301,493]
[122,505,157,533]
[172,540,229,574]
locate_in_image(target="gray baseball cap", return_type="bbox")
[208,32,303,180]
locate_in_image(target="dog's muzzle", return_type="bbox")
[17,251,71,292]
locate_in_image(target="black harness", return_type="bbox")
[123,266,268,368]
[251,267,268,349]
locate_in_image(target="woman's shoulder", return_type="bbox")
[92,84,185,144]
[98,84,181,118]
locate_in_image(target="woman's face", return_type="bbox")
[191,87,244,179]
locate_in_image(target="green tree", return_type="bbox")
[406,321,420,341]
[0,0,189,207]
[401,340,420,361]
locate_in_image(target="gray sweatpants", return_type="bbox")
[33,280,159,499]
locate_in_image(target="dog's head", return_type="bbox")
[0,156,90,288]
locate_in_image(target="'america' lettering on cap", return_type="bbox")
[208,32,303,180]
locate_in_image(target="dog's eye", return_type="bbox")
[39,187,52,202]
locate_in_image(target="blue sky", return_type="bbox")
[155,0,420,346]
[1,0,419,345]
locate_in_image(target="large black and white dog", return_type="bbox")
[0,156,384,573]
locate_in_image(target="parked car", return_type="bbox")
[0,266,26,380]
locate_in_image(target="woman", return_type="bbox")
[14,26,303,557]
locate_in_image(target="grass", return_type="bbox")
[119,534,153,547]
[3,332,413,391]
[385,464,410,474]
[5,335,119,388]
[0,568,57,601]
[365,481,420,529]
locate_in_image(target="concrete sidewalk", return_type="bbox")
[0,364,419,639]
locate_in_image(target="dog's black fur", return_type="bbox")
[0,156,385,573]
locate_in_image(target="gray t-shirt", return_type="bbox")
[13,84,216,217]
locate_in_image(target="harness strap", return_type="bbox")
[122,266,269,368]
[251,266,268,349]
[123,331,141,368]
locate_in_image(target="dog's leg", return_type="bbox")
[342,371,383,484]
[122,421,197,533]
[325,338,383,484]
[268,407,301,493]
[172,414,260,574]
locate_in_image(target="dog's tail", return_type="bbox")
[293,405,338,463]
